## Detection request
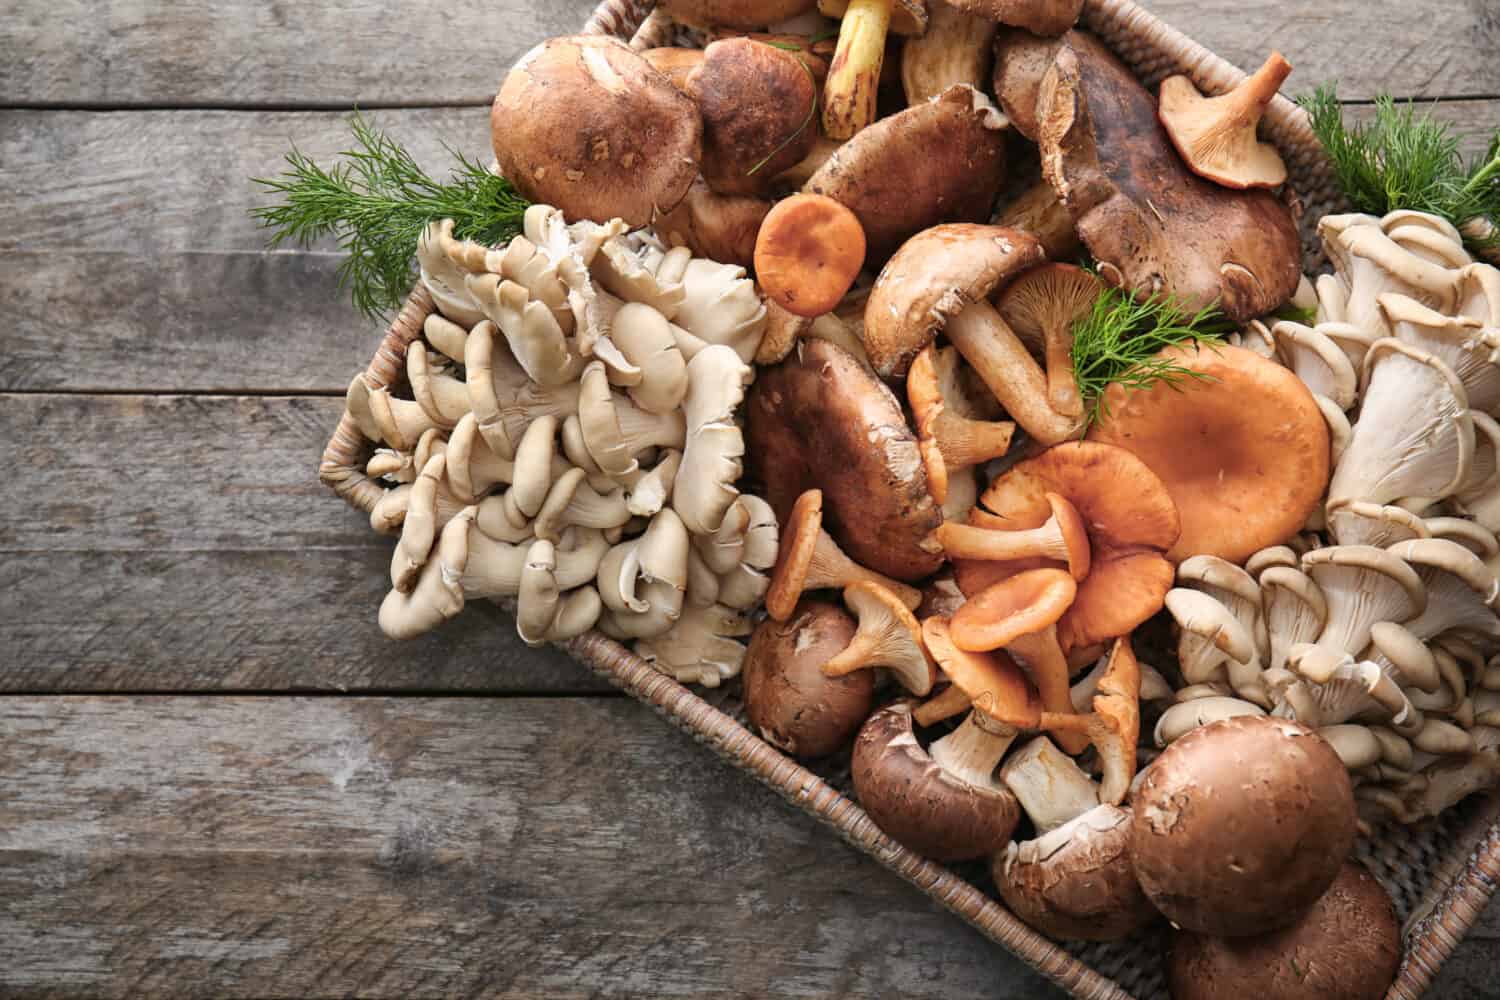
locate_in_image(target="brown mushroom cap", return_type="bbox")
[743,600,874,758]
[851,702,1021,862]
[1132,715,1358,937]
[651,177,771,269]
[658,0,820,29]
[1167,862,1400,1000]
[806,84,1009,263]
[950,0,1082,36]
[993,804,1157,941]
[862,223,1047,377]
[746,338,944,581]
[819,0,929,35]
[957,441,1179,650]
[992,28,1066,141]
[1035,31,1301,321]
[687,38,818,196]
[1088,343,1330,564]
[492,36,702,228]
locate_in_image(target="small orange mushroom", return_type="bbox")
[754,193,867,318]
[1158,52,1292,190]
[822,580,936,694]
[996,262,1103,418]
[907,343,1016,505]
[1037,635,1142,804]
[933,491,1090,580]
[766,489,921,620]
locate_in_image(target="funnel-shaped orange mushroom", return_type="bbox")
[922,616,1043,785]
[766,489,922,620]
[1158,52,1292,191]
[908,343,1016,505]
[950,568,1086,753]
[1037,635,1142,804]
[822,580,936,694]
[754,193,867,318]
[933,491,1090,580]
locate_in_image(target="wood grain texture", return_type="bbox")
[3,0,1498,105]
[0,393,609,692]
[0,0,602,107]
[0,697,1063,999]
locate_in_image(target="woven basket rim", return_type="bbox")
[318,2,1500,997]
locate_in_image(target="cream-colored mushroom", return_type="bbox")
[468,273,584,388]
[1426,514,1500,558]
[1458,262,1500,326]
[1164,589,1262,701]
[609,302,689,414]
[594,508,690,639]
[1325,500,1430,549]
[1387,538,1500,642]
[379,505,477,640]
[635,603,754,687]
[464,319,582,459]
[1320,724,1385,769]
[446,413,511,503]
[674,345,753,536]
[463,523,609,600]
[1381,293,1500,412]
[533,467,631,542]
[578,361,688,481]
[370,483,412,536]
[672,258,768,364]
[422,313,472,364]
[390,452,446,593]
[626,448,683,517]
[1259,565,1328,674]
[1153,696,1265,747]
[1279,645,1415,731]
[901,2,996,104]
[367,448,415,484]
[515,539,604,646]
[714,494,779,610]
[1322,218,1463,340]
[1304,545,1426,660]
[591,235,690,320]
[406,341,470,427]
[416,220,486,328]
[1271,321,1359,411]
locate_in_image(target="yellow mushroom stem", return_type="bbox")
[822,0,893,140]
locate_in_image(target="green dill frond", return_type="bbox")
[1071,285,1228,428]
[251,112,530,319]
[1298,84,1500,256]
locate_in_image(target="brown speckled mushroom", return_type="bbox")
[657,0,819,29]
[765,489,922,620]
[492,37,701,228]
[806,85,1009,261]
[851,701,1022,862]
[991,28,1066,141]
[742,600,874,758]
[1168,862,1401,1000]
[746,338,944,581]
[1035,32,1301,321]
[1132,715,1358,936]
[651,178,772,270]
[949,0,1081,36]
[686,38,819,197]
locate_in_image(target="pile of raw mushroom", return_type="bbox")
[334,0,1499,988]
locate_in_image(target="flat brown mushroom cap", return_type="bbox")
[992,805,1156,941]
[1089,343,1330,564]
[951,568,1076,652]
[949,0,1082,36]
[658,0,820,29]
[806,85,1010,265]
[862,224,1047,377]
[1035,31,1301,321]
[851,703,1022,862]
[651,177,770,269]
[765,489,824,621]
[493,36,702,228]
[744,600,874,759]
[992,28,1066,141]
[1167,862,1400,1000]
[746,339,944,581]
[687,39,818,196]
[959,441,1179,648]
[1132,715,1358,937]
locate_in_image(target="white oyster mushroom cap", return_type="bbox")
[1304,545,1426,657]
[1153,696,1265,747]
[1315,272,1349,326]
[421,312,472,364]
[1281,647,1414,728]
[416,220,487,328]
[609,302,689,414]
[1314,394,1354,466]
[1327,221,1463,340]
[533,467,631,542]
[671,258,769,364]
[515,539,604,646]
[1259,565,1328,674]
[635,603,755,687]
[1319,724,1385,769]
[1458,263,1500,326]
[1178,555,1267,660]
[674,345,754,537]
[1325,500,1430,549]
[446,412,516,503]
[379,506,477,640]
[467,272,584,388]
[626,449,683,517]
[390,452,446,593]
[1379,293,1500,412]
[577,360,688,481]
[1271,321,1359,410]
[1365,620,1442,696]
[1426,514,1500,558]
[1164,588,1257,690]
[1315,321,1381,381]
[1327,338,1474,515]
[590,234,690,320]
[1387,538,1500,641]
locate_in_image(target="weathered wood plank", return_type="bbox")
[0,393,609,692]
[2,0,1496,105]
[0,0,601,108]
[0,697,1063,999]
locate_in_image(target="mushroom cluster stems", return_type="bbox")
[821,581,934,694]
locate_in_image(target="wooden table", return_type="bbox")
[3,1,1499,996]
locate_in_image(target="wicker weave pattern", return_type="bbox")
[318,3,1500,996]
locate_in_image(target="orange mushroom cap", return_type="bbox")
[754,193,867,318]
[923,616,1041,728]
[951,568,1077,653]
[934,491,1090,580]
[766,488,825,621]
[1088,343,1328,564]
[908,343,1016,504]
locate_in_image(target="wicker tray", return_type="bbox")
[319,2,1500,996]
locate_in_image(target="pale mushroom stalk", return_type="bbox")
[379,507,477,640]
[945,299,1085,446]
[1000,736,1101,835]
[390,453,446,593]
[930,711,1021,787]
[932,492,1090,580]
[900,2,994,105]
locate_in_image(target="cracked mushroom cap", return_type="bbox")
[492,36,702,227]
[1035,31,1301,321]
[1157,52,1293,191]
[851,702,1022,862]
[805,84,1010,263]
[746,338,944,581]
[958,441,1179,650]
[1089,343,1329,564]
[862,223,1047,378]
[992,28,1066,141]
[1168,862,1400,1000]
[686,38,819,196]
[743,600,873,758]
[993,804,1155,941]
[657,0,819,28]
[1132,715,1358,937]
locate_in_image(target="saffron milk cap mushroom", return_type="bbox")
[822,580,936,694]
[1157,52,1292,190]
[1090,343,1330,564]
[743,600,874,758]
[906,344,1016,505]
[765,489,922,619]
[921,616,1041,784]
[1131,715,1358,936]
[934,491,1091,580]
[753,193,867,317]
[851,701,1022,862]
[491,36,702,227]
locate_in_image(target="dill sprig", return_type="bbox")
[251,112,530,318]
[1071,286,1231,427]
[1299,84,1500,254]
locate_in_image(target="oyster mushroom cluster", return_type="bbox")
[1157,209,1500,828]
[349,203,777,686]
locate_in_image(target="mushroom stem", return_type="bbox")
[931,493,1090,579]
[945,300,1085,446]
[929,711,1018,787]
[1000,736,1101,835]
[1222,53,1293,129]
[994,182,1081,260]
[1009,627,1087,754]
[822,0,893,140]
[914,683,973,726]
